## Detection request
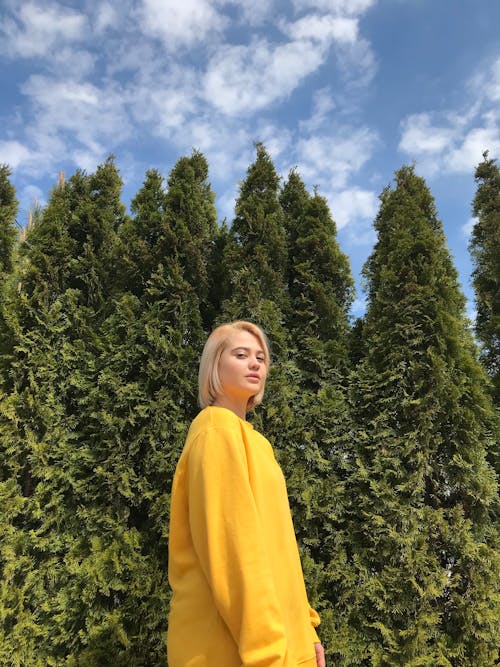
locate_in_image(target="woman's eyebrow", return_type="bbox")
[232,346,265,354]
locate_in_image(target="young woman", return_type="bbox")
[167,321,326,667]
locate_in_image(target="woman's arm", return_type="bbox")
[188,426,296,667]
[314,642,326,667]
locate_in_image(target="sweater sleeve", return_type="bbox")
[188,425,296,667]
[309,605,320,643]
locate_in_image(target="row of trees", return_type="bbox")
[0,146,498,666]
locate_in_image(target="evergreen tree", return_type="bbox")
[280,170,356,659]
[65,262,202,665]
[470,151,500,406]
[117,167,167,296]
[343,166,499,665]
[281,170,354,386]
[222,142,288,334]
[0,159,129,664]
[206,218,231,328]
[0,164,18,280]
[119,151,217,327]
[52,151,217,664]
[0,164,19,382]
[164,151,217,317]
[347,316,366,367]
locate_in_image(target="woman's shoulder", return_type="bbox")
[187,406,247,443]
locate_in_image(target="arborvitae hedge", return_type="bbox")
[0,159,128,664]
[0,164,19,382]
[280,169,357,660]
[470,152,500,409]
[0,165,18,280]
[0,150,498,666]
[346,166,499,666]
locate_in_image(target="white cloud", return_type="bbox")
[400,112,500,176]
[296,126,377,189]
[130,66,200,137]
[225,0,275,25]
[300,87,336,133]
[93,2,117,33]
[462,216,477,238]
[446,124,500,173]
[283,14,358,43]
[292,0,376,15]
[329,187,378,229]
[204,37,326,116]
[204,5,376,118]
[71,149,103,172]
[184,120,253,181]
[0,2,87,58]
[470,56,500,104]
[23,76,97,109]
[50,47,96,78]
[399,56,500,177]
[19,75,130,172]
[282,12,376,86]
[139,0,227,49]
[255,122,293,159]
[334,36,376,86]
[399,113,457,154]
[0,140,38,169]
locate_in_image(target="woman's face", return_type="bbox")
[217,330,268,403]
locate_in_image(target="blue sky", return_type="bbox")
[1,0,499,319]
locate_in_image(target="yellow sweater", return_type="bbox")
[167,406,320,667]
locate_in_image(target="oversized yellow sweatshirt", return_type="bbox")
[167,405,320,667]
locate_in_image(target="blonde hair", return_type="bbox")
[198,321,270,410]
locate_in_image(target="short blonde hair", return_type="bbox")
[198,321,270,410]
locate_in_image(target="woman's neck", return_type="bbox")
[211,395,247,420]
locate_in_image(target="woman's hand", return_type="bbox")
[314,642,326,667]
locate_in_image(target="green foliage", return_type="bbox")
[223,142,288,324]
[344,165,500,666]
[0,159,136,664]
[1,151,498,667]
[0,164,18,279]
[281,170,354,384]
[280,169,357,659]
[470,151,500,407]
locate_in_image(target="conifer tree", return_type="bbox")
[220,144,292,461]
[343,166,499,666]
[0,164,18,281]
[0,159,130,664]
[0,164,18,382]
[119,151,218,327]
[117,167,167,296]
[281,170,354,386]
[206,218,231,328]
[470,151,500,406]
[164,151,217,312]
[222,142,288,331]
[280,170,356,658]
[57,151,217,664]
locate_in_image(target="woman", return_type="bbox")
[167,321,326,667]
